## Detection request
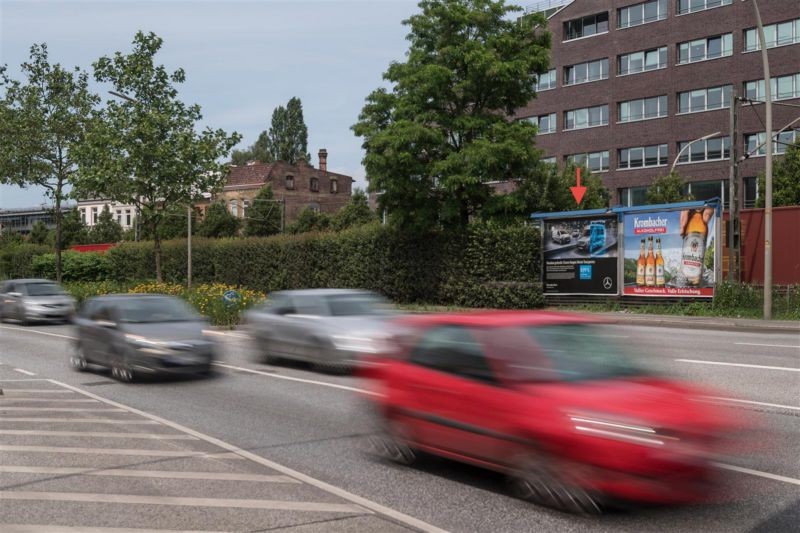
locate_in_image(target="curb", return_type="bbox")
[593,314,800,334]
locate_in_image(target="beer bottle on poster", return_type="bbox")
[645,236,655,287]
[655,238,665,287]
[636,238,646,286]
[681,210,708,286]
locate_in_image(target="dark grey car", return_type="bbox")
[243,289,395,372]
[0,279,76,325]
[71,294,218,382]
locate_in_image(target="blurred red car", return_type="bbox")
[363,311,745,515]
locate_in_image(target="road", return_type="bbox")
[1,321,798,532]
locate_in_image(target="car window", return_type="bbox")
[25,282,66,296]
[291,295,328,316]
[115,297,200,323]
[90,305,113,322]
[409,325,495,383]
[325,293,390,316]
[80,299,101,319]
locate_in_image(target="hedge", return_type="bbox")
[0,244,51,279]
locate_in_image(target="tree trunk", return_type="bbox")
[54,185,63,283]
[152,220,162,283]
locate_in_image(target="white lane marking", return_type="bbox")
[703,396,800,412]
[734,342,800,349]
[0,430,197,440]
[0,465,299,483]
[50,379,448,533]
[0,379,49,382]
[0,389,75,394]
[715,463,800,486]
[0,491,366,513]
[676,359,800,372]
[213,362,378,396]
[0,526,228,533]
[0,325,76,340]
[0,407,125,412]
[13,368,36,376]
[1,398,98,403]
[0,418,159,424]
[0,445,244,459]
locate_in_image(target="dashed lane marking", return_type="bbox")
[13,368,36,376]
[0,325,75,340]
[0,407,125,412]
[0,417,158,424]
[1,398,98,402]
[0,389,75,394]
[715,463,800,486]
[703,396,800,412]
[734,342,800,349]
[676,359,800,372]
[0,430,198,440]
[0,526,227,533]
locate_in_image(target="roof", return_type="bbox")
[397,310,605,328]
[225,163,276,187]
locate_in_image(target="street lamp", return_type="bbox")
[670,131,722,174]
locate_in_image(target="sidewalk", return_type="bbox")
[587,311,800,334]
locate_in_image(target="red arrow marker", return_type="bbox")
[570,167,587,205]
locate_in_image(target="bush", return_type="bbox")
[63,281,140,305]
[31,251,111,282]
[0,243,51,279]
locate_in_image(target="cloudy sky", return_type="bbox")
[0,0,420,208]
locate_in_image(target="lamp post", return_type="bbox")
[670,131,722,174]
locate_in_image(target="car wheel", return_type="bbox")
[509,454,602,516]
[69,345,89,372]
[111,358,134,383]
[367,414,417,466]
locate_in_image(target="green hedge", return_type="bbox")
[0,244,51,279]
[31,251,111,282]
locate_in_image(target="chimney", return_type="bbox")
[318,148,328,173]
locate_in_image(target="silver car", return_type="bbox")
[0,279,76,325]
[244,289,394,372]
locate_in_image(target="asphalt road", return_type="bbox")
[1,321,798,532]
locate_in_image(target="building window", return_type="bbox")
[563,58,608,86]
[618,0,667,29]
[563,12,609,41]
[116,210,122,224]
[536,69,557,91]
[330,179,338,194]
[618,47,667,76]
[744,18,800,52]
[744,73,800,102]
[91,207,98,225]
[618,95,667,123]
[285,175,294,190]
[541,156,556,166]
[744,130,799,157]
[80,209,86,224]
[230,200,238,217]
[310,177,319,192]
[309,202,321,213]
[678,85,732,114]
[743,177,758,208]
[564,105,608,130]
[523,113,557,135]
[619,144,668,169]
[242,199,250,216]
[677,0,731,15]
[678,34,732,64]
[687,180,724,202]
[677,136,731,163]
[566,151,609,172]
[125,210,131,227]
[619,186,649,207]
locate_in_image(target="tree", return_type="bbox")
[0,44,99,281]
[331,189,375,231]
[139,203,197,240]
[244,185,282,237]
[231,130,273,165]
[59,208,89,247]
[266,97,310,164]
[197,202,240,238]
[28,220,50,245]
[89,205,123,243]
[73,32,241,281]
[352,0,551,230]
[757,139,800,207]
[646,171,693,205]
[287,207,330,234]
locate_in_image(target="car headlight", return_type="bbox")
[568,412,673,447]
[125,334,171,355]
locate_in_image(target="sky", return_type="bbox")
[0,0,420,208]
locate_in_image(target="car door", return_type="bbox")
[84,304,116,365]
[285,294,329,362]
[0,281,11,317]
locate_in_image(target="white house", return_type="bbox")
[77,199,138,230]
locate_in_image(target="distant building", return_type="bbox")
[516,0,800,207]
[77,200,138,230]
[216,149,353,224]
[0,205,74,235]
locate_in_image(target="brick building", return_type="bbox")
[215,149,354,225]
[516,0,800,207]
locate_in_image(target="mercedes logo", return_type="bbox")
[603,277,613,290]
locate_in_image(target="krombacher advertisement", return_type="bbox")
[542,216,618,295]
[623,208,717,297]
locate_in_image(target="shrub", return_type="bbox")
[0,244,52,279]
[63,281,139,305]
[31,251,110,282]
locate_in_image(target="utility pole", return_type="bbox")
[752,0,773,319]
[281,197,286,233]
[727,92,738,282]
[187,205,192,289]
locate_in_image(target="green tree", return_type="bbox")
[0,44,99,281]
[231,97,309,166]
[331,189,375,231]
[28,220,50,245]
[0,229,24,248]
[231,130,273,165]
[352,0,551,230]
[288,207,331,234]
[757,139,800,207]
[197,202,240,238]
[72,32,241,281]
[244,185,282,237]
[139,203,197,240]
[646,171,693,205]
[89,205,123,243]
[59,208,89,247]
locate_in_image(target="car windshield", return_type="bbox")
[116,297,201,323]
[490,324,641,382]
[25,283,66,296]
[325,293,391,316]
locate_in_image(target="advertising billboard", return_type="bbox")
[622,207,717,297]
[542,215,618,295]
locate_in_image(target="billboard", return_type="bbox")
[542,215,618,295]
[622,208,717,297]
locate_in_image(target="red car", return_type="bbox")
[363,311,745,515]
